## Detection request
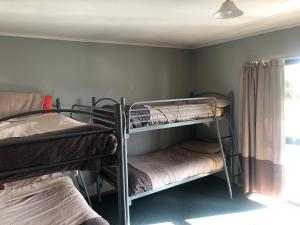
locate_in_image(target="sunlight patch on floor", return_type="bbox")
[185,203,300,225]
[248,193,283,206]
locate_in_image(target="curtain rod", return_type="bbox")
[252,56,300,64]
[283,56,300,61]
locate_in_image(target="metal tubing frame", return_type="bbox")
[77,171,92,206]
[122,95,233,224]
[215,112,233,199]
[95,94,234,225]
[127,96,218,135]
[92,96,129,225]
[0,99,122,208]
[116,99,130,225]
[129,169,223,201]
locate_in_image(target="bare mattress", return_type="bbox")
[104,142,224,197]
[0,173,109,225]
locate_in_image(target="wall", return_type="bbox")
[191,26,300,146]
[3,25,300,192]
[0,36,193,152]
[0,36,193,192]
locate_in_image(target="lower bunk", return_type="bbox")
[101,140,226,201]
[0,173,109,225]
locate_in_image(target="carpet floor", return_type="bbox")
[92,176,269,225]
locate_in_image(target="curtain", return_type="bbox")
[240,59,284,197]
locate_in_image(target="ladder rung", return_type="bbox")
[230,173,242,178]
[226,153,240,158]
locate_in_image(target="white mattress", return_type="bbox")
[0,174,108,225]
[128,145,224,190]
[146,104,223,124]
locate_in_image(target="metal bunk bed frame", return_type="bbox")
[94,93,237,225]
[0,97,128,225]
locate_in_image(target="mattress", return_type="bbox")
[0,174,109,225]
[0,113,118,183]
[103,143,224,197]
[129,103,224,128]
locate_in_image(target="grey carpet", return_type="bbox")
[92,176,264,225]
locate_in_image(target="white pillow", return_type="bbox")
[216,98,230,108]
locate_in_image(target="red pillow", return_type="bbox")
[43,95,53,110]
[0,183,4,190]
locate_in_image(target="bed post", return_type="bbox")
[215,99,233,199]
[116,98,130,225]
[56,98,61,110]
[91,97,96,123]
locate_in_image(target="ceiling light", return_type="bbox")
[214,0,243,19]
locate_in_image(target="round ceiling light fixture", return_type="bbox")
[214,0,243,19]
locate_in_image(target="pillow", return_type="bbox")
[0,92,44,118]
[43,95,53,110]
[216,98,230,108]
[181,140,220,154]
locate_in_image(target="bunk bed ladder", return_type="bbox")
[228,110,243,186]
[216,116,233,199]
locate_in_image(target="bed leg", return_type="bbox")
[78,171,93,207]
[96,173,103,203]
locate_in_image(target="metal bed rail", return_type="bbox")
[116,95,234,225]
[126,97,219,135]
[91,96,129,225]
[129,168,224,202]
[0,97,129,225]
[0,104,120,176]
[94,94,235,225]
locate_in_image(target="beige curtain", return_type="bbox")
[240,59,284,197]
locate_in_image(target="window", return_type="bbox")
[284,58,300,205]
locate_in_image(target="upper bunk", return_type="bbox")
[123,92,233,135]
[0,92,122,183]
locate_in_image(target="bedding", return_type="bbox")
[127,145,223,196]
[0,174,109,225]
[129,103,224,128]
[103,142,224,196]
[0,113,118,183]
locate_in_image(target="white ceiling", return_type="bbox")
[0,0,300,49]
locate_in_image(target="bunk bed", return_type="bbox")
[93,92,240,225]
[0,93,128,225]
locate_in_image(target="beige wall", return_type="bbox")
[191,26,300,146]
